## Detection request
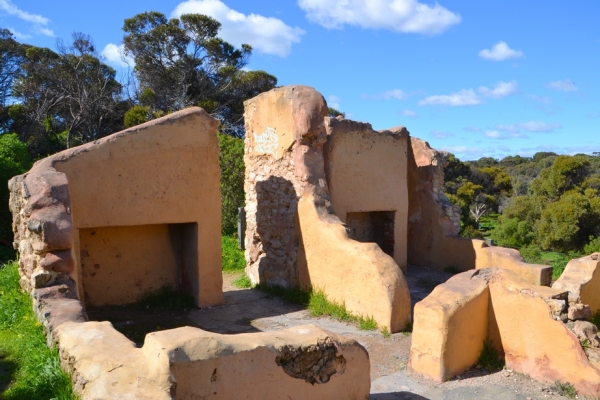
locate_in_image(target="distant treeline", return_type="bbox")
[445,151,600,256]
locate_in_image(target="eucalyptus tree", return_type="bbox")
[122,11,276,137]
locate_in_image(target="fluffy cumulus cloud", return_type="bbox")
[101,44,134,68]
[400,109,417,117]
[0,0,54,36]
[479,41,523,61]
[478,81,520,99]
[418,89,481,106]
[545,79,578,92]
[298,0,461,35]
[172,0,304,57]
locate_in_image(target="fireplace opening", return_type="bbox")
[346,211,395,257]
[79,222,198,308]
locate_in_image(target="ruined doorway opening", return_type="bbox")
[79,222,198,308]
[346,211,395,257]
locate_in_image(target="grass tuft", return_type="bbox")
[402,321,413,336]
[590,310,600,329]
[381,326,391,338]
[232,274,252,289]
[221,235,245,272]
[554,380,577,399]
[0,261,77,399]
[254,285,378,331]
[477,340,503,371]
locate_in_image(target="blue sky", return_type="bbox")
[1,0,599,160]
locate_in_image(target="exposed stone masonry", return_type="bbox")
[244,150,304,287]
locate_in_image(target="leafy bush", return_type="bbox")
[218,133,245,235]
[221,235,245,272]
[490,217,535,248]
[123,105,150,128]
[550,254,570,280]
[584,235,600,255]
[459,224,484,239]
[0,133,32,242]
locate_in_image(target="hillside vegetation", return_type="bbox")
[445,151,600,268]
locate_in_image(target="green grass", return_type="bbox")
[0,261,77,399]
[221,235,245,272]
[232,274,252,289]
[589,310,600,329]
[381,326,391,338]
[255,285,380,332]
[554,380,577,399]
[477,340,503,371]
[402,321,413,336]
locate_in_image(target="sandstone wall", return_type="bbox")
[56,322,371,399]
[410,268,600,397]
[9,108,222,308]
[406,137,460,269]
[324,120,409,271]
[243,85,411,332]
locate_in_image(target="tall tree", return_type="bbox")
[0,29,27,133]
[13,33,125,154]
[122,12,276,137]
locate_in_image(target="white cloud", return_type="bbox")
[101,44,134,68]
[0,0,53,36]
[400,109,417,117]
[479,41,523,61]
[172,0,304,57]
[485,130,527,140]
[364,89,408,100]
[545,79,578,92]
[418,89,481,106]
[495,124,519,133]
[485,130,502,139]
[518,121,561,133]
[463,126,482,132]
[298,0,461,35]
[328,95,341,110]
[430,130,453,139]
[7,27,31,39]
[478,81,520,99]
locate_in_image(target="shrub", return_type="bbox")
[490,217,535,249]
[478,340,503,371]
[218,133,245,235]
[123,105,150,128]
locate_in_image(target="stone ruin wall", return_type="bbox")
[7,106,372,399]
[243,149,304,287]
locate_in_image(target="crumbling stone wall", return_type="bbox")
[410,267,600,397]
[407,137,461,269]
[243,150,304,287]
[243,85,411,333]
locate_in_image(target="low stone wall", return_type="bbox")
[410,268,600,397]
[553,254,600,313]
[56,322,371,399]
